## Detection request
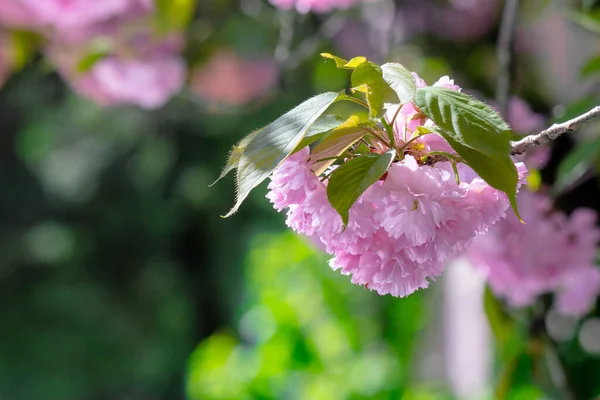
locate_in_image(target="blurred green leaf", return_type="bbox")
[155,0,195,31]
[484,287,525,362]
[553,136,600,195]
[10,30,41,70]
[77,51,109,73]
[567,10,600,34]
[327,150,395,225]
[581,55,600,77]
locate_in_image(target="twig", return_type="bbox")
[274,10,295,66]
[510,105,600,155]
[286,15,346,70]
[496,0,520,117]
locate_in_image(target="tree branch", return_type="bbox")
[510,105,600,155]
[496,0,520,117]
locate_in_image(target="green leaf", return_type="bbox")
[293,114,347,153]
[320,53,366,69]
[210,129,261,187]
[553,136,600,195]
[224,92,339,217]
[10,30,41,70]
[436,131,521,219]
[381,63,416,105]
[156,0,195,31]
[581,55,600,77]
[415,88,520,217]
[415,87,512,160]
[309,116,366,175]
[351,62,385,117]
[327,150,395,225]
[484,287,525,362]
[568,10,600,34]
[77,51,109,73]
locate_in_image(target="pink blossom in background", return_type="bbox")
[269,0,364,13]
[0,0,39,28]
[425,0,500,42]
[267,74,529,298]
[469,190,600,316]
[0,34,15,88]
[19,0,152,32]
[506,97,546,134]
[50,31,186,109]
[69,56,185,109]
[191,50,278,108]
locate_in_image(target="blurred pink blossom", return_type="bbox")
[269,0,364,13]
[0,0,39,28]
[400,0,500,42]
[50,31,185,109]
[469,190,600,317]
[191,50,278,108]
[19,0,152,32]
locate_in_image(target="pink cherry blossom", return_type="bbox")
[268,147,528,298]
[469,190,600,316]
[269,0,365,13]
[506,96,546,134]
[49,31,185,109]
[19,0,152,32]
[191,50,278,108]
[0,0,39,28]
[266,70,530,298]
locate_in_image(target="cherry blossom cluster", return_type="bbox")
[0,0,184,109]
[469,190,600,316]
[267,74,528,297]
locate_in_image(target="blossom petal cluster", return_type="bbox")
[0,0,185,109]
[49,31,185,110]
[267,75,528,297]
[269,0,364,13]
[469,190,600,316]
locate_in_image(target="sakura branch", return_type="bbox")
[510,105,600,155]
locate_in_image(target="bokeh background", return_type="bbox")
[2,0,600,399]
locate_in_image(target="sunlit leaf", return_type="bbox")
[210,128,261,187]
[381,62,416,105]
[293,114,347,153]
[320,53,366,69]
[327,150,395,225]
[224,92,339,217]
[309,115,366,175]
[351,62,385,117]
